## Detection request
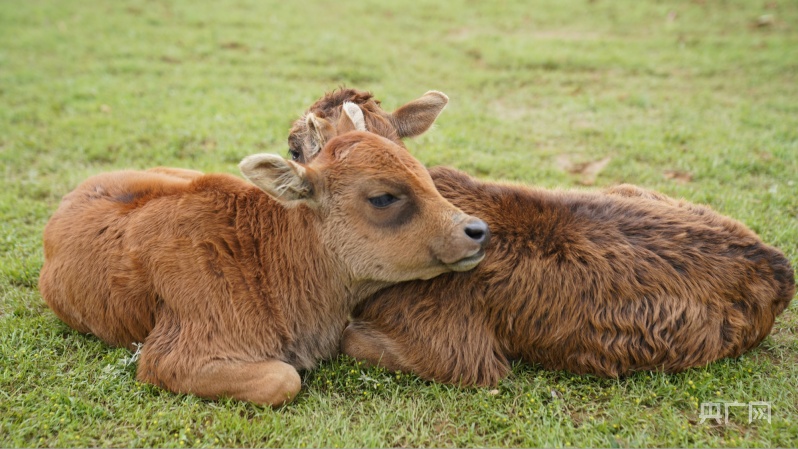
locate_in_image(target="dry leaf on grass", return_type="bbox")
[557,155,613,186]
[663,170,693,183]
[756,14,775,27]
[555,154,576,172]
[575,157,612,186]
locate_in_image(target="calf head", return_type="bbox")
[288,88,449,163]
[241,130,489,283]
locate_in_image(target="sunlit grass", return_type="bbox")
[1,0,796,446]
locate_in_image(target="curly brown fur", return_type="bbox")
[289,90,795,385]
[286,89,794,385]
[343,168,795,385]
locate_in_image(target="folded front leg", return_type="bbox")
[341,322,408,374]
[341,318,509,387]
[136,314,301,407]
[183,358,301,406]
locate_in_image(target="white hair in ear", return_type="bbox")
[342,102,367,132]
[239,153,314,204]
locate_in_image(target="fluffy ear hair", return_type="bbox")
[338,101,367,133]
[239,153,317,205]
[389,90,448,138]
[305,113,336,158]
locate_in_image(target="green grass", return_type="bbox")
[1,0,797,446]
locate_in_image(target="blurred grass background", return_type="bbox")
[1,0,796,446]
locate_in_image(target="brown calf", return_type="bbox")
[39,130,490,405]
[291,89,795,385]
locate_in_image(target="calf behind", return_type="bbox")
[343,168,795,384]
[290,89,795,384]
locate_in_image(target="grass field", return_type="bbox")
[1,0,797,447]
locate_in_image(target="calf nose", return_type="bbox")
[464,218,490,246]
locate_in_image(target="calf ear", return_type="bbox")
[239,154,317,205]
[306,113,336,159]
[338,102,367,133]
[389,90,449,138]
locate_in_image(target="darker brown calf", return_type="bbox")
[291,88,795,384]
[343,168,795,384]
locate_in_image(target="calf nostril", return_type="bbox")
[464,219,490,244]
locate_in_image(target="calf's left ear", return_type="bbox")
[389,90,449,138]
[239,154,318,205]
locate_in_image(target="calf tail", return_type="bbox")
[738,241,794,316]
[747,244,794,353]
[716,242,794,360]
[770,250,795,317]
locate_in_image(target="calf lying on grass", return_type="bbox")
[291,88,796,385]
[344,170,795,384]
[39,130,490,405]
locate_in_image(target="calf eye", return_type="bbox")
[288,149,302,162]
[368,193,399,208]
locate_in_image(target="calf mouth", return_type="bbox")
[445,249,486,272]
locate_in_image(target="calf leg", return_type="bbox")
[137,313,301,407]
[138,346,301,407]
[342,317,509,387]
[182,359,301,406]
[341,323,408,374]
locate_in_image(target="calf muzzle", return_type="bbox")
[437,215,490,272]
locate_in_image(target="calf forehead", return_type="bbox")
[318,133,433,188]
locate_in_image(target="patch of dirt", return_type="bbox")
[556,154,612,185]
[525,30,602,41]
[490,100,536,120]
[663,170,693,184]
